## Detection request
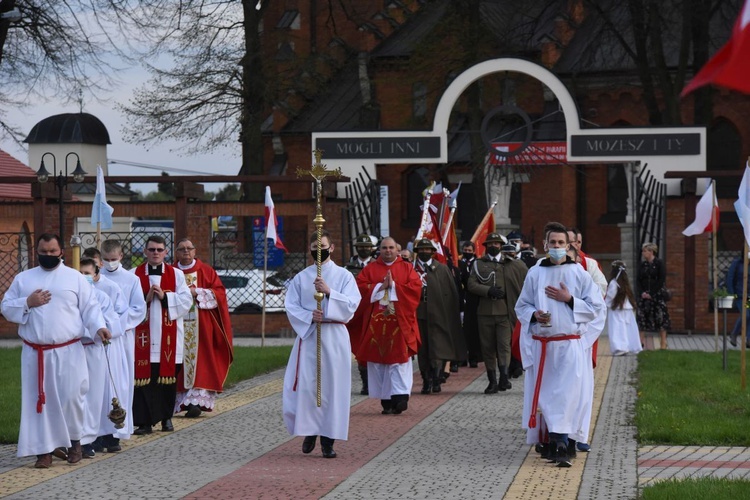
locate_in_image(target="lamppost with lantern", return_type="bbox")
[35,152,87,245]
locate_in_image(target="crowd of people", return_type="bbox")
[3,222,664,468]
[283,222,658,465]
[1,234,233,468]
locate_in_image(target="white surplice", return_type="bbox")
[82,287,123,445]
[515,259,606,444]
[101,264,146,435]
[1,265,106,457]
[606,280,643,356]
[282,260,361,441]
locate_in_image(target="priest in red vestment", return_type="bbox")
[355,237,422,415]
[174,239,234,418]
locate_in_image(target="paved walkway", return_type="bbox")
[0,333,746,499]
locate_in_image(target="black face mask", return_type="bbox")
[486,247,501,257]
[311,249,330,262]
[38,254,61,269]
[462,252,474,260]
[356,248,371,259]
[417,252,432,263]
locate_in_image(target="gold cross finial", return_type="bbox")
[296,149,342,181]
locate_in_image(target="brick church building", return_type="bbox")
[257,0,750,333]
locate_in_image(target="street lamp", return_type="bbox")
[35,152,87,245]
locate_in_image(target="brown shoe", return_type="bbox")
[34,454,53,469]
[51,447,68,461]
[67,441,82,465]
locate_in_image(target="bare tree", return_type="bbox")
[0,0,126,145]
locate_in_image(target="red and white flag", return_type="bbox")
[683,180,720,236]
[264,186,288,253]
[682,0,750,96]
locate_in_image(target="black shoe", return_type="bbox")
[469,361,478,368]
[358,366,369,395]
[381,399,395,415]
[730,336,738,347]
[450,362,459,373]
[134,425,152,435]
[161,419,174,432]
[484,370,499,394]
[302,435,317,454]
[81,444,95,458]
[185,404,202,418]
[539,443,550,459]
[392,394,409,414]
[432,368,442,394]
[107,444,122,453]
[498,368,512,391]
[440,371,449,383]
[567,439,577,459]
[556,445,571,467]
[320,437,336,458]
[420,371,432,394]
[91,436,105,452]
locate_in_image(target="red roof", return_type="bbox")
[0,148,35,200]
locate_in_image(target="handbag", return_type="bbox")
[661,287,673,302]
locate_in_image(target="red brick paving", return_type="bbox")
[183,366,486,499]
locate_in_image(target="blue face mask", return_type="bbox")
[84,274,94,285]
[548,247,567,262]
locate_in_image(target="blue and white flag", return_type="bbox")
[735,163,750,246]
[91,165,114,229]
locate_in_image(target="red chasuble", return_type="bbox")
[355,257,422,364]
[135,263,178,385]
[179,259,234,394]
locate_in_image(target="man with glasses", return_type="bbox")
[131,235,193,435]
[173,238,233,419]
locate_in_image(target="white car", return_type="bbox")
[216,269,287,313]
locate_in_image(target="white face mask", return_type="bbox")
[105,260,120,272]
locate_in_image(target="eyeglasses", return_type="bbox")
[176,247,195,252]
[146,248,166,253]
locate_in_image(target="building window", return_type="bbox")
[276,10,300,30]
[708,118,742,199]
[413,82,427,119]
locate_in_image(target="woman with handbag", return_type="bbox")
[636,242,671,349]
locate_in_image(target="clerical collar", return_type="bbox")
[178,260,196,271]
[148,264,163,275]
[382,258,396,266]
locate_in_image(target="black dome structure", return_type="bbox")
[24,113,111,145]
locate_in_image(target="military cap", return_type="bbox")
[483,232,507,245]
[415,238,437,251]
[506,230,523,241]
[354,234,374,247]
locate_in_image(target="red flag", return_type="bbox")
[682,181,720,236]
[471,210,496,258]
[682,1,750,96]
[443,216,459,268]
[264,186,288,253]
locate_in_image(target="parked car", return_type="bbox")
[216,269,287,313]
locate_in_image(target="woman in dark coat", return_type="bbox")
[636,242,671,349]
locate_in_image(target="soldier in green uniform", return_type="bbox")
[468,233,527,394]
[413,239,465,394]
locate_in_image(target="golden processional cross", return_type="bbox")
[296,149,342,407]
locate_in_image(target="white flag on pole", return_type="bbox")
[90,165,114,229]
[734,163,750,245]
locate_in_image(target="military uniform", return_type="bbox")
[413,239,465,394]
[467,233,527,393]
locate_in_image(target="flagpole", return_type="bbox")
[470,201,498,242]
[712,184,719,352]
[261,229,268,349]
[742,241,748,391]
[96,221,102,251]
[415,181,435,241]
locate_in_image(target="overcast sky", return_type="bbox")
[1,64,241,195]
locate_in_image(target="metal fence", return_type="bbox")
[0,232,33,297]
[210,228,309,313]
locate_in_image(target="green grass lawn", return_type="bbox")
[637,350,750,497]
[636,350,750,446]
[0,345,291,444]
